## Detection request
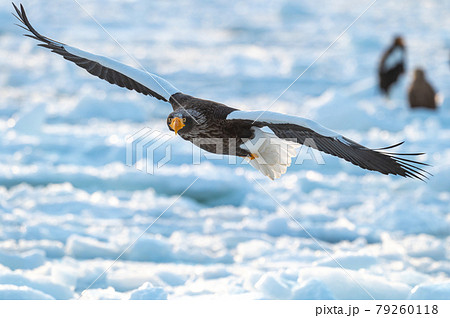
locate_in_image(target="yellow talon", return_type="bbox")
[249,153,259,160]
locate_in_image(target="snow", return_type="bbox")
[0,249,46,270]
[291,279,335,300]
[254,273,292,299]
[0,271,73,299]
[297,267,412,300]
[0,284,54,300]
[0,0,449,300]
[128,282,168,300]
[408,282,450,300]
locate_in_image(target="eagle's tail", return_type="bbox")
[243,127,299,180]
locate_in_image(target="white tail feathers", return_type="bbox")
[242,127,299,180]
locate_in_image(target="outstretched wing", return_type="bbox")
[227,110,430,181]
[13,3,179,102]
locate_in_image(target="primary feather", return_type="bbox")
[12,3,179,102]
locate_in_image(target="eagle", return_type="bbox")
[12,3,430,181]
[378,36,406,96]
[408,68,437,110]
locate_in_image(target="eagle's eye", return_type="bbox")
[182,118,186,123]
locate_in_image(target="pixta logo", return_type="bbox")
[126,127,173,174]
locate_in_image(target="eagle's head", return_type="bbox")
[167,110,195,135]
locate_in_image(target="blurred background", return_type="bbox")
[0,0,449,299]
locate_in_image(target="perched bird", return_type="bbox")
[12,4,429,180]
[378,36,406,96]
[408,68,437,110]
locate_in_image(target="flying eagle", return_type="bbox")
[378,36,406,96]
[12,3,430,181]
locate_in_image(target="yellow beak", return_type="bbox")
[169,117,185,135]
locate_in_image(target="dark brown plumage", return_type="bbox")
[12,3,168,101]
[168,93,251,157]
[378,36,406,96]
[13,3,430,181]
[408,68,437,110]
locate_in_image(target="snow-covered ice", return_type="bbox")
[0,0,449,299]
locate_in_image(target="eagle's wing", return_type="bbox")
[380,45,405,73]
[13,3,179,102]
[227,110,430,181]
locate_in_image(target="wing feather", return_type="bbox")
[226,110,430,180]
[13,3,179,102]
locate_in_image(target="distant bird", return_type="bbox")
[12,3,430,180]
[408,68,437,110]
[378,36,406,95]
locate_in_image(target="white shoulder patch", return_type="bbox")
[227,110,340,138]
[64,45,179,101]
[384,46,404,70]
[260,126,275,134]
